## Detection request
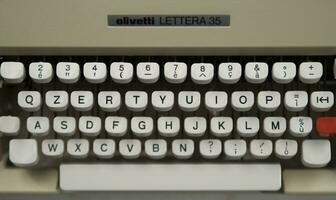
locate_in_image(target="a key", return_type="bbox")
[56,62,80,84]
[93,139,115,159]
[272,62,296,84]
[70,91,94,111]
[98,91,121,112]
[18,91,41,112]
[302,140,331,168]
[224,139,247,159]
[42,139,64,158]
[53,117,76,136]
[131,117,153,137]
[310,91,334,111]
[0,62,25,83]
[284,91,308,111]
[157,117,180,137]
[257,91,281,112]
[299,62,323,84]
[263,117,286,137]
[26,116,49,136]
[29,62,53,83]
[250,139,273,159]
[45,91,69,112]
[172,139,194,159]
[178,91,201,112]
[184,117,206,137]
[245,62,268,84]
[199,139,222,159]
[125,91,148,112]
[205,91,228,112]
[110,62,133,84]
[210,117,233,137]
[67,139,90,159]
[83,62,107,83]
[164,62,187,84]
[218,63,242,84]
[137,62,160,84]
[79,116,101,136]
[9,139,39,167]
[191,63,214,84]
[145,139,167,159]
[237,117,259,137]
[105,116,128,137]
[151,91,174,112]
[289,116,312,137]
[275,139,297,159]
[0,116,20,136]
[231,91,254,111]
[119,139,142,159]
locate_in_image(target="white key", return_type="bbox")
[18,91,41,112]
[145,139,167,159]
[79,116,101,136]
[136,62,160,83]
[178,91,201,112]
[0,62,25,83]
[224,139,247,159]
[237,117,259,137]
[93,139,115,159]
[157,117,180,137]
[42,139,64,158]
[184,117,206,137]
[289,116,312,137]
[210,117,233,137]
[272,62,296,84]
[302,140,331,168]
[218,63,242,84]
[299,62,323,84]
[205,91,228,112]
[245,62,268,84]
[125,91,148,112]
[110,62,133,84]
[257,91,281,112]
[131,117,153,137]
[67,139,89,159]
[151,91,174,111]
[263,117,286,137]
[275,139,297,159]
[83,62,107,83]
[310,91,334,111]
[56,62,80,84]
[250,139,273,159]
[119,139,141,159]
[231,91,254,111]
[29,62,53,83]
[53,117,76,136]
[45,91,68,111]
[284,91,308,112]
[27,116,49,136]
[9,139,38,167]
[98,91,121,112]
[105,116,127,137]
[0,116,20,136]
[172,139,194,159]
[199,139,222,159]
[164,62,187,84]
[70,91,94,111]
[191,63,214,84]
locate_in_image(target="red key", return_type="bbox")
[316,117,336,136]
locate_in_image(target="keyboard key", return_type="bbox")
[29,62,53,83]
[79,116,101,136]
[67,139,90,159]
[199,139,222,159]
[145,139,167,159]
[93,139,115,159]
[27,116,49,136]
[119,139,141,159]
[231,91,254,111]
[224,139,247,159]
[172,139,194,159]
[0,62,25,83]
[45,91,69,112]
[310,91,334,111]
[157,117,180,137]
[164,62,187,84]
[178,91,201,112]
[56,62,80,84]
[284,91,308,111]
[237,117,259,137]
[191,63,214,84]
[275,139,297,159]
[70,91,94,111]
[205,91,228,112]
[42,139,64,158]
[302,140,331,168]
[136,62,160,84]
[83,62,107,83]
[250,139,273,159]
[218,63,242,84]
[131,117,153,137]
[257,91,281,112]
[245,62,268,84]
[263,117,286,137]
[53,117,76,136]
[184,117,206,137]
[9,139,39,167]
[98,91,121,112]
[125,91,148,112]
[110,62,133,84]
[105,116,127,137]
[0,116,20,136]
[18,91,41,112]
[289,116,312,137]
[299,62,323,84]
[316,117,336,136]
[151,91,174,112]
[210,117,233,137]
[272,62,296,84]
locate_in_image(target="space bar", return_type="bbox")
[60,164,281,191]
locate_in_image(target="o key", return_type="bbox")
[316,117,336,136]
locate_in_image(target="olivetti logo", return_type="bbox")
[116,16,155,25]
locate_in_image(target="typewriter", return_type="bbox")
[0,0,336,194]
